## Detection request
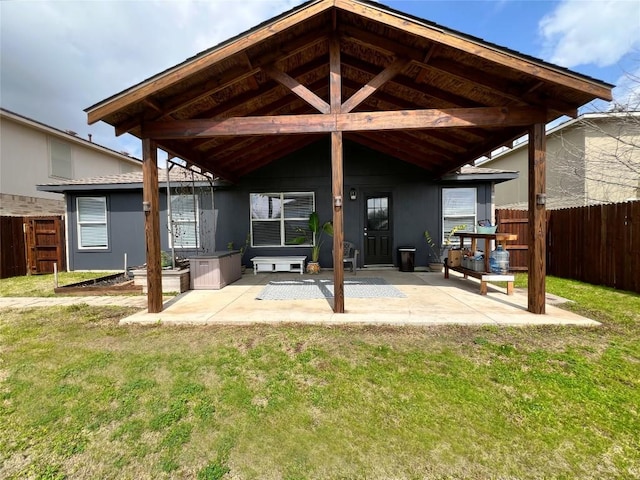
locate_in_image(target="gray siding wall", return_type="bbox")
[67,188,215,271]
[217,139,493,269]
[66,139,493,271]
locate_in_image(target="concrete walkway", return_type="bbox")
[118,270,598,327]
[0,271,599,327]
[0,295,148,309]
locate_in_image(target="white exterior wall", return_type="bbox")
[0,112,141,216]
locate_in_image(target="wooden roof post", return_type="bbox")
[330,33,345,314]
[142,138,163,313]
[528,122,546,314]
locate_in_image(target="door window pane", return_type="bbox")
[367,196,389,231]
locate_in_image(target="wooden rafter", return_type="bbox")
[262,65,331,113]
[334,0,612,100]
[341,57,410,113]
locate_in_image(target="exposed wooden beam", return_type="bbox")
[142,139,163,313]
[142,107,547,138]
[528,122,546,314]
[262,65,330,113]
[341,57,410,113]
[334,0,612,101]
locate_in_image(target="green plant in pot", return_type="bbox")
[424,224,466,271]
[291,211,333,274]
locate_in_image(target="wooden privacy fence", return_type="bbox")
[0,216,66,278]
[0,216,27,279]
[496,201,640,294]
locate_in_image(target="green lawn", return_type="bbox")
[0,277,639,479]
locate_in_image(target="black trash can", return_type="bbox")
[398,247,416,272]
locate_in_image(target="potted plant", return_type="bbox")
[424,224,466,272]
[291,211,333,274]
[227,233,250,273]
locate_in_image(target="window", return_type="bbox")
[169,193,199,248]
[50,138,73,179]
[442,187,476,246]
[77,197,108,249]
[250,192,314,247]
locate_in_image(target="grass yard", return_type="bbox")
[0,277,639,479]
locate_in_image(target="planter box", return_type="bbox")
[190,251,241,289]
[132,268,190,294]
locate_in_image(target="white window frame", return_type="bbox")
[250,192,315,247]
[442,187,477,247]
[49,138,73,179]
[169,192,200,249]
[76,196,108,250]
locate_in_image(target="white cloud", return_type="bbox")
[539,0,640,68]
[0,0,303,158]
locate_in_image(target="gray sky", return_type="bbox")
[1,0,639,161]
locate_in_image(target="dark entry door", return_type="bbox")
[364,193,392,265]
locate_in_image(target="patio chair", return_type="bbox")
[343,241,359,275]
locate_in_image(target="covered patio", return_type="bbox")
[120,270,598,326]
[86,0,613,317]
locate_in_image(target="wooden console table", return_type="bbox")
[454,232,517,274]
[444,232,517,295]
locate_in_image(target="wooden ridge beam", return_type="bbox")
[142,106,547,138]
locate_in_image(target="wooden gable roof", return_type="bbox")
[86,0,613,183]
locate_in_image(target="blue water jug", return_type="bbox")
[489,245,509,274]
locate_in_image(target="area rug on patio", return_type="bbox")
[256,277,406,300]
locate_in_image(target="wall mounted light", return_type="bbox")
[349,187,357,201]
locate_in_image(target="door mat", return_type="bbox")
[256,277,406,300]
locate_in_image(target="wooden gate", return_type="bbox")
[25,216,66,274]
[0,216,27,278]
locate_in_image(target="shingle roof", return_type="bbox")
[37,167,215,192]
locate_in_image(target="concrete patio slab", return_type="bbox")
[120,270,599,327]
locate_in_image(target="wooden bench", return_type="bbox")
[251,256,306,275]
[444,261,514,295]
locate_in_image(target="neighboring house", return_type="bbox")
[481,112,640,209]
[39,151,517,271]
[0,108,142,216]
